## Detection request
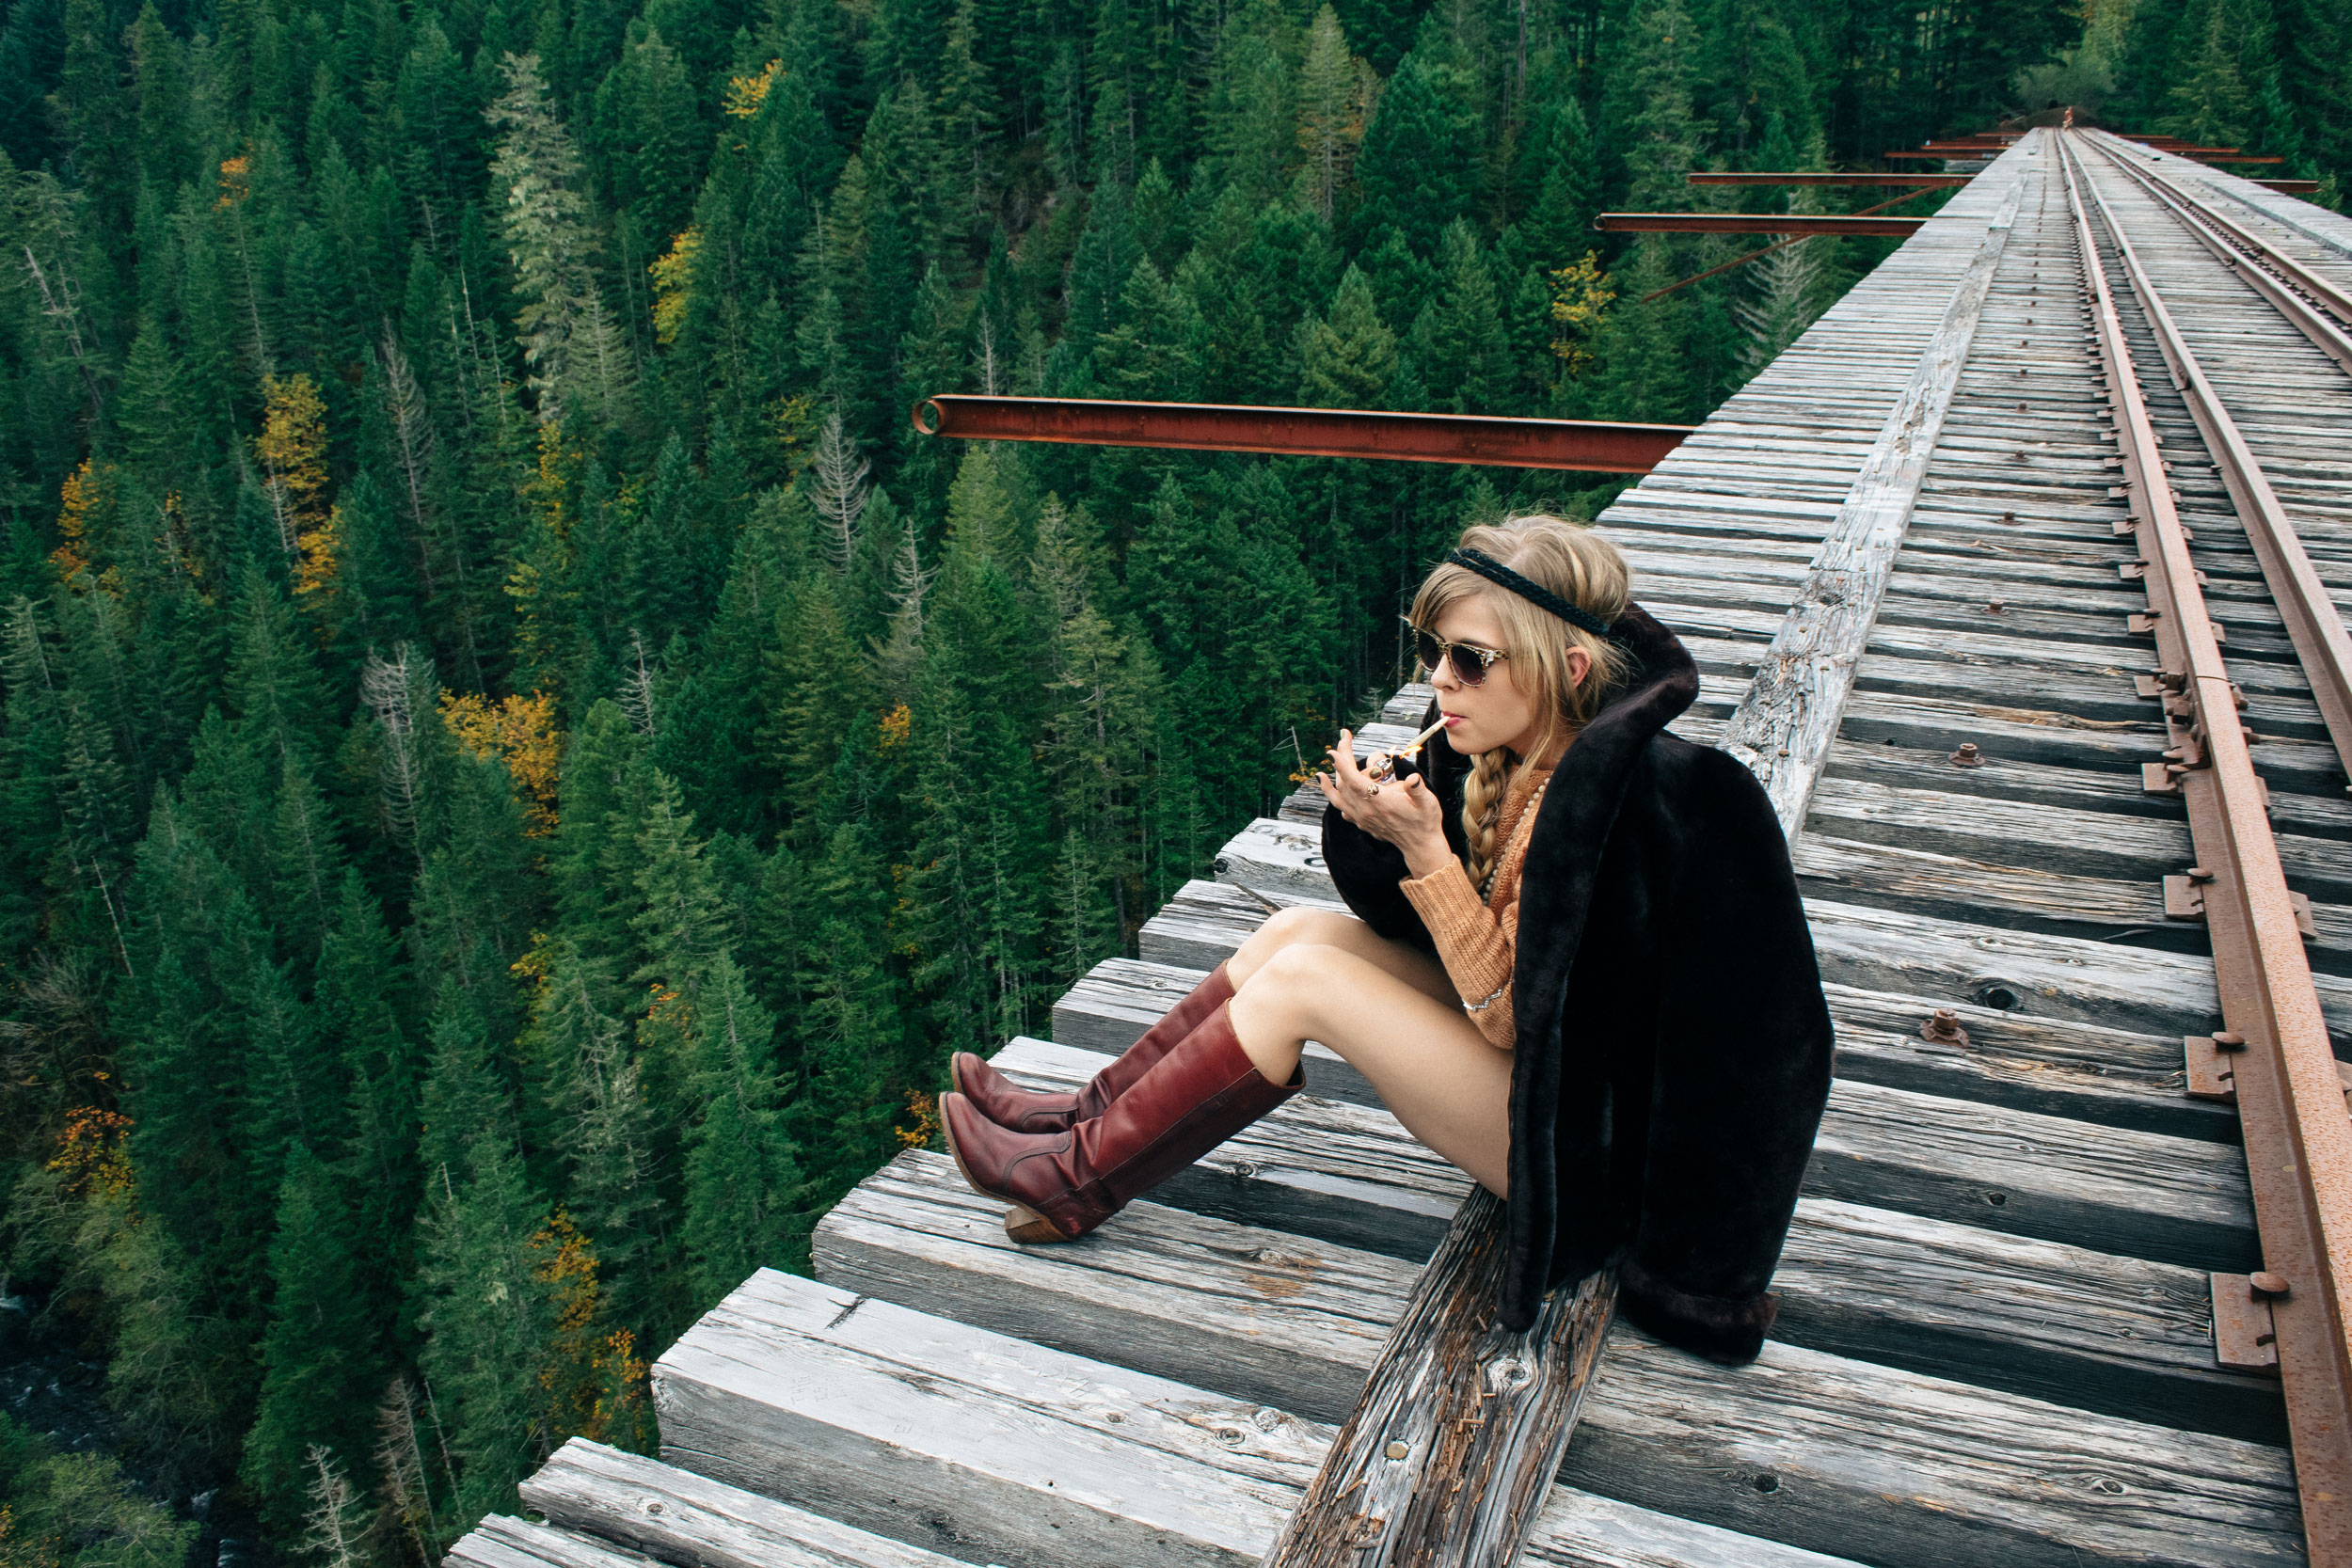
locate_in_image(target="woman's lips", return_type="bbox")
[1440,713,1464,726]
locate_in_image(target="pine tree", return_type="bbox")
[1350,45,1478,258]
[526,942,666,1333]
[238,1145,383,1532]
[1406,221,1510,414]
[486,54,635,427]
[680,950,799,1299]
[413,1132,560,1522]
[1296,6,1375,223]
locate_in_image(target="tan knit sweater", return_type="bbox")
[1398,760,1554,1049]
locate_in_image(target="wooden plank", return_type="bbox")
[1818,981,2237,1141]
[1256,1188,1615,1568]
[1718,173,2029,835]
[680,1259,2302,1568]
[818,1149,2283,1443]
[445,1517,660,1568]
[1792,832,2352,958]
[518,1438,976,1568]
[653,1268,1869,1568]
[1203,794,2290,1036]
[1058,953,2236,1140]
[997,1031,2257,1275]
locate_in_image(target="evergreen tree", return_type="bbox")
[680,950,799,1298]
[237,1145,383,1532]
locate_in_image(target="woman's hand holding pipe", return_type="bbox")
[1313,729,1453,878]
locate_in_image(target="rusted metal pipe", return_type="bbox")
[2061,130,2352,1564]
[910,396,1692,474]
[1594,213,1931,236]
[1687,172,1973,187]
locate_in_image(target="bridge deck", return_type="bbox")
[452,129,2352,1567]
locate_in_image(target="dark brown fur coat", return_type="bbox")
[1320,604,1832,1361]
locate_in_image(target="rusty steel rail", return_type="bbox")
[1594,213,1931,236]
[2071,134,2352,774]
[910,397,1692,473]
[2060,131,2352,1564]
[2090,133,2352,354]
[1687,172,1974,187]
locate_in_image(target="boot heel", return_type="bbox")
[1004,1206,1069,1244]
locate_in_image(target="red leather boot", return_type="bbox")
[940,998,1298,1242]
[950,960,1236,1133]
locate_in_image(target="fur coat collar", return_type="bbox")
[1321,604,1833,1361]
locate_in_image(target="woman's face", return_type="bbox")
[1427,596,1590,761]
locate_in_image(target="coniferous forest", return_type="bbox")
[0,0,2346,1553]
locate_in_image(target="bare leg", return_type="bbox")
[1225,905,1457,1006]
[1227,942,1512,1197]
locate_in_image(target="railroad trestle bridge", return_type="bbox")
[449,130,2352,1568]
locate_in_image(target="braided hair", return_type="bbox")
[1406,516,1631,896]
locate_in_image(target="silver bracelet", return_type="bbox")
[1464,980,1508,1013]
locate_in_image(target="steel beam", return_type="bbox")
[910,397,1692,473]
[1686,172,1973,187]
[1596,213,1930,235]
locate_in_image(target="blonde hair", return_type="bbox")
[1406,515,1632,895]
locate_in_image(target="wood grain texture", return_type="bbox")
[517,1438,977,1568]
[817,1148,2282,1443]
[670,1248,2300,1567]
[650,1268,1869,1568]
[1061,948,2236,1138]
[1000,1028,2257,1269]
[444,1515,662,1568]
[1255,1188,1616,1568]
[1718,170,2029,836]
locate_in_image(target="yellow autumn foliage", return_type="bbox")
[440,688,563,833]
[48,1107,135,1207]
[649,226,701,346]
[256,374,337,613]
[723,59,781,119]
[1548,251,1616,380]
[50,458,109,589]
[215,154,251,210]
[293,505,342,609]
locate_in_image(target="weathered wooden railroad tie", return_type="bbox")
[449,130,2352,1567]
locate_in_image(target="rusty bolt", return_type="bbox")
[2002,511,2016,522]
[1950,742,1984,768]
[1986,597,2006,614]
[1920,1009,1972,1048]
[2213,1031,2248,1050]
[2251,1273,2290,1299]
[2185,866,2216,883]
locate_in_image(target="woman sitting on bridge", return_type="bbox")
[941,515,1833,1362]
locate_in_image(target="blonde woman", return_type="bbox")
[942,515,1831,1362]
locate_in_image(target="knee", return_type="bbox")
[1250,905,1358,954]
[1241,941,1350,1000]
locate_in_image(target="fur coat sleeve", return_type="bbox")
[1321,605,1833,1363]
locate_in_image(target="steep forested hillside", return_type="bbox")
[0,0,2342,1555]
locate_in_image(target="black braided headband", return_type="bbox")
[1445,547,1615,639]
